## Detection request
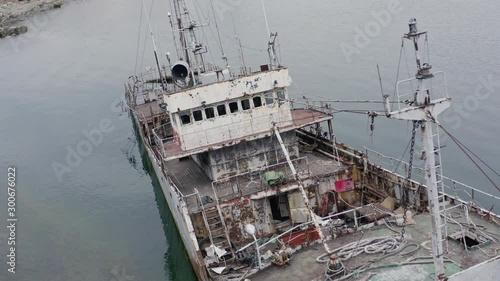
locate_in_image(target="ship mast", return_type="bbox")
[140,0,167,90]
[261,0,279,69]
[170,0,206,74]
[384,19,451,280]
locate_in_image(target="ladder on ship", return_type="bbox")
[385,19,452,279]
[195,189,235,260]
[429,122,449,254]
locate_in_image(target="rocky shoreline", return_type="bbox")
[0,0,64,38]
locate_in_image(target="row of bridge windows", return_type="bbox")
[179,90,286,125]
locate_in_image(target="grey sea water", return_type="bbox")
[0,0,498,280]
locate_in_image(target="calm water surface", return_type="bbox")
[0,0,498,280]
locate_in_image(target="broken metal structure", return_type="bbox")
[124,2,500,280]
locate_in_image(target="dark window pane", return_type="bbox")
[180,113,191,124]
[265,92,274,105]
[253,96,262,108]
[229,102,239,113]
[217,104,227,116]
[241,99,250,110]
[205,107,215,119]
[277,90,285,101]
[193,110,203,121]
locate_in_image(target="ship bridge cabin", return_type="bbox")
[165,67,295,158]
[159,67,338,177]
[143,67,353,250]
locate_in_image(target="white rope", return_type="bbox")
[320,234,417,281]
[316,235,409,263]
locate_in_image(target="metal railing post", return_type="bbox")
[354,209,359,228]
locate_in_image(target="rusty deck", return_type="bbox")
[251,210,500,281]
[134,101,167,121]
[166,151,345,210]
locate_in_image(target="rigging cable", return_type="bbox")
[139,0,155,72]
[197,1,226,63]
[443,127,500,179]
[391,137,412,174]
[208,0,227,62]
[167,0,180,59]
[425,34,430,66]
[141,0,166,90]
[402,40,414,91]
[277,34,283,65]
[239,43,267,52]
[134,1,144,75]
[392,39,404,101]
[261,0,271,38]
[230,9,245,73]
[191,0,217,66]
[438,124,500,192]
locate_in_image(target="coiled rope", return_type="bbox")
[319,235,421,281]
[317,235,409,263]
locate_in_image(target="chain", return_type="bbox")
[401,120,419,239]
[368,111,377,139]
[407,121,418,181]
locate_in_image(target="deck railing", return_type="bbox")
[290,98,336,116]
[183,192,201,213]
[126,64,281,101]
[364,146,500,212]
[126,67,176,97]
[163,172,206,215]
[394,71,448,112]
[212,156,310,203]
[151,122,175,158]
[236,206,367,266]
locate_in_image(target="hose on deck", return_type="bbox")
[319,234,419,281]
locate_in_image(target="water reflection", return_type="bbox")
[134,120,197,281]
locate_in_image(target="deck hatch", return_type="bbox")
[448,229,489,249]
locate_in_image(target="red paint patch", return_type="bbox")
[334,178,354,192]
[281,228,320,248]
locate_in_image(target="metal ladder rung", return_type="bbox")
[196,186,235,261]
[209,221,222,227]
[206,213,220,219]
[205,208,218,214]
[210,225,224,231]
[214,240,229,247]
